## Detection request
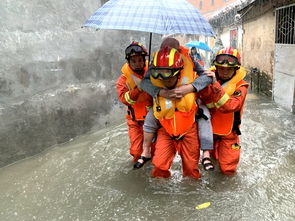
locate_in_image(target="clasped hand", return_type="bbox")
[159,84,194,100]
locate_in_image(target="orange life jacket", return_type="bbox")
[122,62,151,121]
[150,51,197,139]
[207,66,249,135]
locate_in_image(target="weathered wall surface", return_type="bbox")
[0,0,161,167]
[241,8,275,97]
[0,82,122,167]
[273,45,295,112]
[242,10,275,77]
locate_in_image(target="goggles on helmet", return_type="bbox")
[125,45,147,59]
[151,67,181,80]
[215,54,239,66]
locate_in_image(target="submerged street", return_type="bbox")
[0,92,294,221]
[1,0,295,220]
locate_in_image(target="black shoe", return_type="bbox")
[201,157,215,171]
[133,156,151,169]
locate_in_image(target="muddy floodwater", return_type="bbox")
[0,92,294,221]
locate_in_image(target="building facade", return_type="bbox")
[208,0,295,112]
[187,0,238,17]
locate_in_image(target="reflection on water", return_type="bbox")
[0,92,294,221]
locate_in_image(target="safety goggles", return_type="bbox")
[125,45,146,57]
[215,55,239,66]
[151,67,181,79]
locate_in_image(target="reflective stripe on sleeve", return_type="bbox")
[214,93,229,108]
[124,91,136,105]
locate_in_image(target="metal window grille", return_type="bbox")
[275,4,295,44]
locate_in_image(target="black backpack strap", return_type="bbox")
[195,108,209,120]
[127,105,136,121]
[233,111,241,135]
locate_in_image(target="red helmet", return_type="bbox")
[153,46,183,69]
[214,47,241,67]
[125,41,148,60]
[151,47,184,79]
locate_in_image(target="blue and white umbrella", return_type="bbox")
[83,0,215,36]
[185,41,212,51]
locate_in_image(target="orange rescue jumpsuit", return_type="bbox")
[200,66,248,175]
[151,51,201,179]
[116,62,153,161]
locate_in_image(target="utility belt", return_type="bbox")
[127,106,136,121]
[171,134,185,141]
[233,112,241,135]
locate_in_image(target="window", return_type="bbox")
[211,0,215,5]
[275,4,295,44]
[199,0,203,10]
[230,29,238,48]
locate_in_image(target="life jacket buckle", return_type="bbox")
[171,134,184,140]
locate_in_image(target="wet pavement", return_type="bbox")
[0,92,294,221]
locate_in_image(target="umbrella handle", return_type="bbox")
[148,33,152,63]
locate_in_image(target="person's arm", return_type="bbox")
[199,71,248,113]
[191,75,213,92]
[190,60,212,92]
[140,68,180,99]
[193,60,205,75]
[172,61,212,96]
[116,75,141,106]
[209,83,248,113]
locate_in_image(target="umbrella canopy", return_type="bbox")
[83,0,215,36]
[185,41,212,51]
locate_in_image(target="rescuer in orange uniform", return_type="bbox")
[116,42,153,162]
[149,46,201,179]
[135,37,214,172]
[200,47,249,175]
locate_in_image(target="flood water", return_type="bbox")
[0,92,294,221]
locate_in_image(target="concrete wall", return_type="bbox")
[0,0,162,167]
[240,9,275,96]
[273,45,295,112]
[220,29,231,47]
[242,10,275,77]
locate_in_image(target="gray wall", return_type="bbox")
[273,45,295,113]
[0,0,161,167]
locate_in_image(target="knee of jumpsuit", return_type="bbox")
[152,127,176,172]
